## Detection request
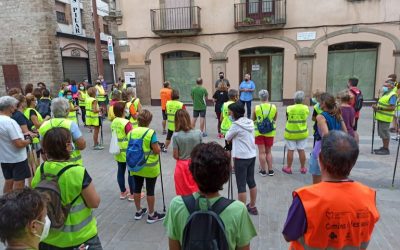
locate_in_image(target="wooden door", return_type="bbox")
[2,64,21,92]
[240,56,270,100]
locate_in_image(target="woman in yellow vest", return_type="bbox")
[32,127,102,249]
[283,91,309,175]
[108,89,122,121]
[94,79,107,117]
[129,110,165,224]
[283,131,379,249]
[125,87,142,128]
[78,82,88,125]
[64,89,79,124]
[164,89,185,152]
[85,87,103,150]
[252,90,277,177]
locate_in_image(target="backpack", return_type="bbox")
[34,163,80,229]
[37,99,51,118]
[350,88,363,112]
[257,104,275,134]
[128,98,138,119]
[182,195,234,250]
[126,129,152,172]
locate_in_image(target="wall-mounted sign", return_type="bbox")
[297,31,317,41]
[107,36,115,65]
[252,64,260,71]
[124,72,136,88]
[71,0,83,35]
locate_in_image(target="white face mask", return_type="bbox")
[34,215,51,241]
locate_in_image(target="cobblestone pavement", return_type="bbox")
[1,104,400,249]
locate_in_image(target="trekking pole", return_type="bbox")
[371,90,380,154]
[392,134,400,187]
[282,144,286,166]
[100,116,104,146]
[158,155,166,212]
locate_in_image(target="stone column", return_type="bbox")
[210,52,228,92]
[394,50,400,78]
[295,48,315,103]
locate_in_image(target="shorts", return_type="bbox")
[1,159,31,181]
[133,176,157,196]
[193,110,206,118]
[166,129,174,141]
[255,136,274,147]
[285,138,307,151]
[162,110,167,121]
[377,121,390,140]
[353,117,359,131]
[309,153,321,176]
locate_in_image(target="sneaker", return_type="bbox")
[374,147,384,152]
[300,167,307,174]
[161,147,167,153]
[282,166,292,174]
[93,145,104,150]
[259,170,267,177]
[246,204,259,215]
[375,148,390,155]
[134,208,148,220]
[202,132,208,137]
[120,191,128,200]
[147,211,166,224]
[268,170,275,176]
[391,135,400,141]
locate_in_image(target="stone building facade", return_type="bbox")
[0,0,115,95]
[112,0,400,105]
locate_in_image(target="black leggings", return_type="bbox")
[234,157,256,193]
[133,175,157,196]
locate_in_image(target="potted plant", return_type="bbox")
[263,16,273,24]
[243,17,255,25]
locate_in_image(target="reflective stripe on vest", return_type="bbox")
[129,127,160,178]
[284,104,309,140]
[220,101,235,135]
[166,100,184,131]
[375,92,396,123]
[290,181,379,250]
[95,85,106,102]
[254,103,276,137]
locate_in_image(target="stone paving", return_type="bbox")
[1,104,400,249]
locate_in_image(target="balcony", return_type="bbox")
[234,0,286,32]
[151,6,201,37]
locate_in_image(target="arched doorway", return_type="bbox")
[239,47,284,101]
[327,42,379,99]
[163,51,201,103]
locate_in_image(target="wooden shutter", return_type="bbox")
[2,64,21,92]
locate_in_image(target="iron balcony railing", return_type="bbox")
[234,0,286,29]
[151,6,201,34]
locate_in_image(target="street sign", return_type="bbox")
[297,31,317,41]
[107,35,115,65]
[71,0,83,35]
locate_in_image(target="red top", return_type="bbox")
[349,87,361,118]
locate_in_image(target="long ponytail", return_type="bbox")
[321,93,342,121]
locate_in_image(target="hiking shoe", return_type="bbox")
[93,145,104,150]
[268,170,275,176]
[161,147,167,153]
[246,204,259,215]
[375,148,390,155]
[300,167,307,174]
[259,170,267,177]
[134,208,148,220]
[373,147,384,152]
[120,191,128,200]
[282,166,292,174]
[147,211,166,224]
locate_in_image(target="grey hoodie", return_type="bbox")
[225,117,257,159]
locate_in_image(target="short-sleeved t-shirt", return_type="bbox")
[239,80,255,102]
[191,86,208,111]
[0,115,27,163]
[172,130,202,160]
[160,88,172,110]
[213,90,229,113]
[164,193,257,250]
[11,111,28,127]
[70,122,82,140]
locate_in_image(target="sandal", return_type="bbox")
[300,167,307,174]
[282,166,292,174]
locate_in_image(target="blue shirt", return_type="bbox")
[239,80,255,101]
[389,95,397,105]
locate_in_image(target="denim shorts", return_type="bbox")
[308,153,321,176]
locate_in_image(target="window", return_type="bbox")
[103,24,110,34]
[56,11,67,24]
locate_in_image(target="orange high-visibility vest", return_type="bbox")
[290,181,379,250]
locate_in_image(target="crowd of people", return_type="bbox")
[1,72,397,249]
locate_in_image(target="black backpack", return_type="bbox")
[34,163,80,229]
[37,99,51,118]
[257,104,275,134]
[182,195,234,250]
[350,88,363,112]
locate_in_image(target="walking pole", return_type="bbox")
[100,116,104,146]
[392,132,400,187]
[158,155,166,212]
[282,144,286,166]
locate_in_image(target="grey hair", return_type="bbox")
[126,87,135,97]
[258,89,269,101]
[51,97,70,118]
[0,96,18,111]
[320,130,359,178]
[294,91,305,104]
[228,89,239,99]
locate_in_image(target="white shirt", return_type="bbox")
[0,115,27,163]
[225,117,257,159]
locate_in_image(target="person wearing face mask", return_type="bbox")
[239,74,255,119]
[32,127,102,249]
[78,82,88,125]
[64,89,79,124]
[95,79,107,118]
[372,81,400,155]
[0,188,50,250]
[0,96,32,193]
[214,71,230,89]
